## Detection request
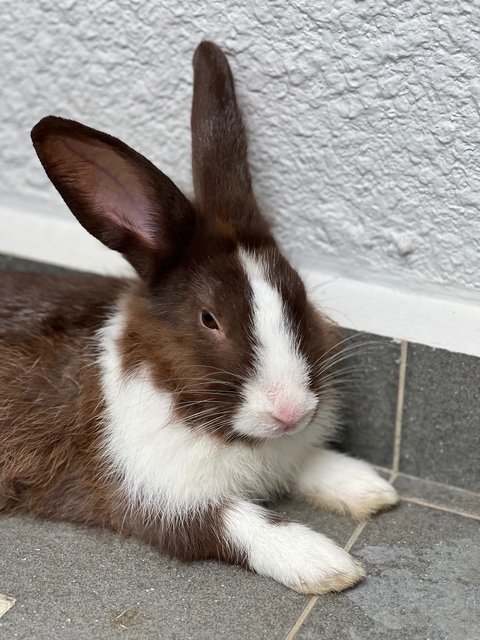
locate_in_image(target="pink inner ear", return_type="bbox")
[61,138,157,248]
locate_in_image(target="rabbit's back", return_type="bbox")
[0,271,125,335]
[0,272,127,521]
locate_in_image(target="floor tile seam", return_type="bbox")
[393,472,480,500]
[400,496,480,521]
[344,521,368,552]
[283,521,367,640]
[283,596,318,640]
[391,340,409,481]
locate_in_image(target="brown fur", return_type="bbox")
[116,504,247,566]
[0,273,124,522]
[191,41,269,239]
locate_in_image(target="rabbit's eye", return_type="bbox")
[201,310,219,330]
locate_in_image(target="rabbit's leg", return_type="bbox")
[223,502,365,593]
[295,448,398,521]
[155,501,364,594]
[211,502,364,594]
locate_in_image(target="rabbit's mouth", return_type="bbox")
[230,387,319,441]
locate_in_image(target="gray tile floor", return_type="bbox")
[1,476,479,639]
[295,497,480,640]
[1,254,479,638]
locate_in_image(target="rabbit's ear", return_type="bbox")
[191,42,260,225]
[31,116,194,282]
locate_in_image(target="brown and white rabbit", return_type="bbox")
[0,42,397,594]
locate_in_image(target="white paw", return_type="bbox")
[297,449,399,521]
[345,473,398,521]
[253,522,365,595]
[224,503,365,594]
[306,472,398,521]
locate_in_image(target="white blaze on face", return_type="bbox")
[235,248,317,439]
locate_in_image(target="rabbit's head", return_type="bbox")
[31,42,340,443]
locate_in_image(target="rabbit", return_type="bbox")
[0,41,398,595]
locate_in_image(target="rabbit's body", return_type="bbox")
[0,42,398,594]
[0,268,336,570]
[0,268,333,521]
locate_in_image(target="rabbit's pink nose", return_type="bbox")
[270,402,310,431]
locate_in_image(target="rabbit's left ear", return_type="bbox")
[31,116,195,283]
[191,42,264,231]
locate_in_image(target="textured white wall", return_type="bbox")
[1,0,479,291]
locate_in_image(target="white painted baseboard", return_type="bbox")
[1,203,479,357]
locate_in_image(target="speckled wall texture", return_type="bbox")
[1,1,479,291]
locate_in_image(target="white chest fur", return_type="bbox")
[97,307,335,517]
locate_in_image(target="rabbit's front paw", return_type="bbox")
[276,530,366,595]
[296,449,398,521]
[225,503,365,594]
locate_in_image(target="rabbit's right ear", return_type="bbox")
[31,116,195,283]
[191,42,260,227]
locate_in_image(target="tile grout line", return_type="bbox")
[344,521,368,553]
[284,521,368,640]
[390,340,408,483]
[400,496,480,522]
[394,471,480,500]
[283,596,318,640]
